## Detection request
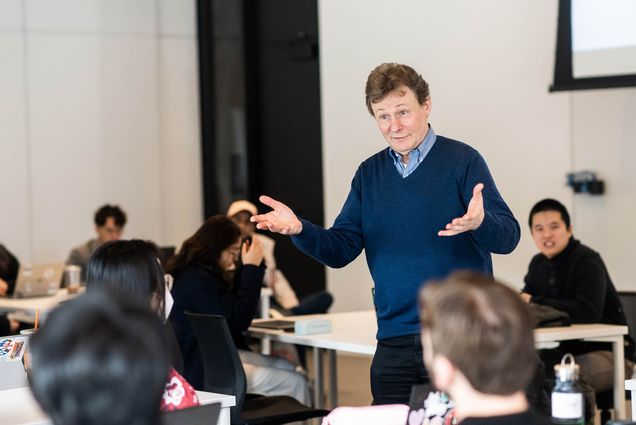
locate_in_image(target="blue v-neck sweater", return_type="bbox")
[292,135,520,340]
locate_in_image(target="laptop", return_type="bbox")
[161,402,221,425]
[0,335,30,391]
[405,384,451,425]
[12,263,64,298]
[159,246,176,264]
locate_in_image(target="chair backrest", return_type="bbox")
[618,291,636,343]
[164,321,184,374]
[161,402,221,425]
[185,312,246,424]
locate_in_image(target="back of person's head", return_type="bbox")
[528,198,571,229]
[29,289,169,425]
[166,215,241,274]
[94,204,127,227]
[86,239,165,318]
[419,271,536,395]
[226,200,258,238]
[226,200,258,218]
[365,63,430,115]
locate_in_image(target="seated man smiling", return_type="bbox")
[521,198,635,421]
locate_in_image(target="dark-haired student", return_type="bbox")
[521,198,635,422]
[66,204,127,282]
[168,215,308,403]
[0,243,20,335]
[86,239,199,411]
[29,289,169,425]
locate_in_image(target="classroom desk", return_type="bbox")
[248,310,628,418]
[0,386,236,425]
[0,289,81,323]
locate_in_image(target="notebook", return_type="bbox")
[12,263,64,298]
[250,319,296,332]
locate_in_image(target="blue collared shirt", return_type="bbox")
[389,126,437,178]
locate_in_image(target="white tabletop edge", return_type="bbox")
[195,390,236,408]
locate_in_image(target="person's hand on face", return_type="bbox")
[438,183,485,237]
[0,278,8,297]
[241,236,264,266]
[251,196,303,235]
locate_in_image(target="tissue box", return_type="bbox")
[294,318,332,335]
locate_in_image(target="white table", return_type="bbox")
[259,287,273,354]
[249,311,376,409]
[535,323,628,418]
[0,386,235,425]
[0,289,81,323]
[249,310,628,418]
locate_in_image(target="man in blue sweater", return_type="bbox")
[251,63,520,404]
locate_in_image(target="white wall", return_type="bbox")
[0,0,202,263]
[318,0,636,312]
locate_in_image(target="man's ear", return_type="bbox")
[431,354,455,391]
[423,96,432,118]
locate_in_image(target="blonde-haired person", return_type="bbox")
[419,272,549,424]
[322,272,548,425]
[228,200,332,317]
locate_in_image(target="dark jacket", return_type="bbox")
[0,244,19,294]
[169,262,265,389]
[523,237,634,359]
[0,244,19,336]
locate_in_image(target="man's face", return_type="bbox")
[95,217,123,243]
[371,86,431,157]
[530,210,572,259]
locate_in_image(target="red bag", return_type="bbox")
[160,367,200,411]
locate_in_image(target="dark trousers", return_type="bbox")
[370,334,431,405]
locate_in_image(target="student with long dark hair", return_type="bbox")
[86,239,199,411]
[168,215,307,402]
[29,289,170,425]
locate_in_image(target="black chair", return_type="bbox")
[164,321,184,374]
[185,312,329,425]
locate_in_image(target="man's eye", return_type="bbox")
[399,110,408,116]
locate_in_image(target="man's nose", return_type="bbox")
[390,116,402,131]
